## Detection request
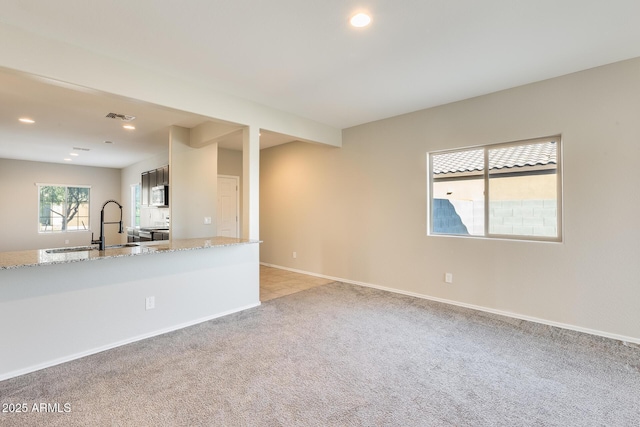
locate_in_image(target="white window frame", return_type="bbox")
[37,183,92,233]
[130,183,141,227]
[427,135,563,242]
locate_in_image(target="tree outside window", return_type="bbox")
[38,185,90,232]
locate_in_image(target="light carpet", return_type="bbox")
[1,282,639,426]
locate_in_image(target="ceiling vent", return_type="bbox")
[105,112,136,121]
[73,147,91,151]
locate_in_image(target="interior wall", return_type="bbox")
[0,159,121,251]
[260,57,640,342]
[218,148,244,236]
[170,126,218,238]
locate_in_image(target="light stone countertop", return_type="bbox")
[0,237,260,270]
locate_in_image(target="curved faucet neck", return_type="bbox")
[102,199,123,210]
[98,200,124,250]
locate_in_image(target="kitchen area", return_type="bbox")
[0,127,260,381]
[0,49,328,381]
[0,69,261,382]
[128,164,171,244]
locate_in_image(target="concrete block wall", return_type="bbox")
[449,200,483,235]
[432,199,469,234]
[444,199,557,237]
[489,199,557,237]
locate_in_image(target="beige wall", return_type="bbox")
[260,57,640,342]
[170,126,218,238]
[0,159,121,251]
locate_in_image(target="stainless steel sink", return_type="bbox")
[45,243,139,253]
[45,246,97,254]
[105,243,140,249]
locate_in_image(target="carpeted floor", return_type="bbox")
[1,282,639,426]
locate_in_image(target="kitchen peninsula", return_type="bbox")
[0,237,260,381]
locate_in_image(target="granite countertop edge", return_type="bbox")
[0,237,261,270]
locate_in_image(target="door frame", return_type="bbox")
[217,174,240,238]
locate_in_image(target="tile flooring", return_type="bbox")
[260,264,334,301]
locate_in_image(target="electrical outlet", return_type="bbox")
[145,296,155,310]
[64,239,69,244]
[203,217,212,225]
[292,251,297,259]
[444,273,453,284]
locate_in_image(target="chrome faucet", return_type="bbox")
[92,200,124,250]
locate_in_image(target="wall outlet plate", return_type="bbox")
[145,296,155,310]
[445,273,453,284]
[204,217,212,225]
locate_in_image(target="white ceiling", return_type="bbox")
[2,1,640,166]
[0,69,208,168]
[0,69,296,168]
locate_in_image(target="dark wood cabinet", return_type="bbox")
[153,231,169,241]
[141,165,169,206]
[127,228,140,243]
[139,231,152,242]
[155,169,162,188]
[161,165,169,185]
[149,169,157,188]
[141,172,150,206]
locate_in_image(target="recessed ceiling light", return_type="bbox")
[19,118,35,124]
[64,158,72,161]
[70,153,79,156]
[350,13,371,28]
[123,125,135,130]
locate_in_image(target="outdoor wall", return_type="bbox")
[433,174,558,236]
[0,159,121,251]
[260,57,640,343]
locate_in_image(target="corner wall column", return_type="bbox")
[242,126,259,240]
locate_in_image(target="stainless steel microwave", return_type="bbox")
[151,185,169,207]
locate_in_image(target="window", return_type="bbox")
[38,185,91,232]
[428,136,562,241]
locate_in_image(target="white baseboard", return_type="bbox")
[0,302,261,382]
[261,262,640,347]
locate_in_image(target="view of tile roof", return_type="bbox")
[432,141,557,175]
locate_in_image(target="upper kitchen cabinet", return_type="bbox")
[141,171,150,206]
[148,169,157,190]
[141,165,169,206]
[161,165,169,185]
